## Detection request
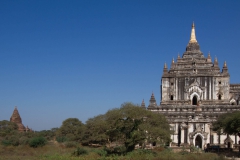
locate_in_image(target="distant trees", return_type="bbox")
[0,120,54,147]
[0,102,171,153]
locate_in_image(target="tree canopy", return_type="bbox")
[83,103,171,153]
[56,118,85,142]
[213,111,240,137]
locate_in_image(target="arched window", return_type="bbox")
[170,95,173,100]
[192,95,197,105]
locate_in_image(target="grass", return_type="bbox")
[0,143,227,160]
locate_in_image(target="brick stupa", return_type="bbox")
[10,107,31,132]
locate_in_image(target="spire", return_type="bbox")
[163,62,168,75]
[224,61,227,68]
[149,92,157,108]
[189,22,197,43]
[177,53,180,59]
[214,57,220,70]
[171,58,175,69]
[141,99,146,108]
[222,61,229,74]
[183,23,202,57]
[207,52,212,62]
[214,57,219,66]
[164,62,167,69]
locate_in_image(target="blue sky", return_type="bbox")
[0,0,240,131]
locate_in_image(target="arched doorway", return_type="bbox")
[195,135,202,149]
[192,95,197,105]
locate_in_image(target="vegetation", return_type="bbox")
[0,102,236,159]
[213,111,240,152]
[0,144,225,160]
[83,102,171,154]
[56,118,85,142]
[213,111,240,136]
[29,137,47,148]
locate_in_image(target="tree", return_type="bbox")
[56,118,85,142]
[83,102,171,154]
[213,111,240,152]
[82,114,109,145]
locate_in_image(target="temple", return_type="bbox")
[10,107,32,132]
[146,23,240,149]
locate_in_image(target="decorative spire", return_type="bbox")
[214,57,219,69]
[163,63,168,75]
[164,62,167,69]
[207,52,212,62]
[171,58,175,69]
[214,57,218,65]
[222,61,229,74]
[189,22,197,43]
[224,61,227,68]
[141,99,146,108]
[149,92,157,107]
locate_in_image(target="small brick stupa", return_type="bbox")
[10,107,31,132]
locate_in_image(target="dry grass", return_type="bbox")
[0,143,227,160]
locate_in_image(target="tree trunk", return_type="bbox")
[238,133,240,155]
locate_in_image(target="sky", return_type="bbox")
[0,0,240,131]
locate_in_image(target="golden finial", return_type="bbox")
[189,22,197,43]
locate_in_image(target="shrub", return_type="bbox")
[94,149,108,157]
[9,135,19,146]
[29,137,46,148]
[64,141,78,148]
[19,136,29,145]
[72,147,88,156]
[56,136,67,143]
[1,139,11,146]
[104,145,127,155]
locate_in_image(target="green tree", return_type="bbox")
[84,102,171,154]
[213,111,240,152]
[82,114,109,145]
[56,118,85,142]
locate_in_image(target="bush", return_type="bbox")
[64,141,78,148]
[72,147,88,156]
[56,136,67,143]
[1,140,11,146]
[19,136,30,145]
[94,149,108,157]
[9,135,19,146]
[29,137,46,148]
[104,145,127,155]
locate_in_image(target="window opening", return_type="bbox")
[218,95,222,100]
[192,95,197,105]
